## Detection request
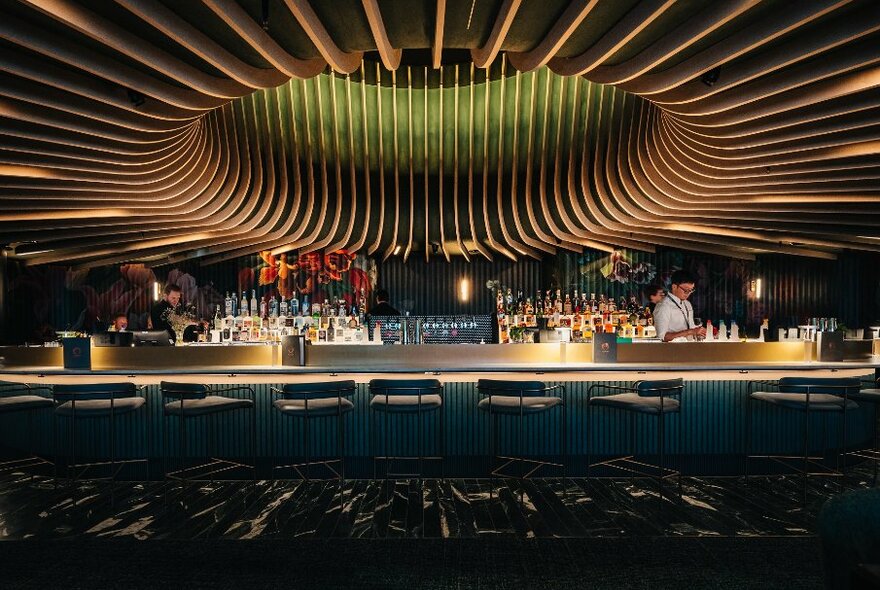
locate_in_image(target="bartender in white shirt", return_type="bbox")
[654,270,707,342]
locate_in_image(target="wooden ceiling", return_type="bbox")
[1,0,880,266]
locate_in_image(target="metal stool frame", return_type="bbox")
[846,377,880,486]
[52,383,149,485]
[369,379,444,481]
[269,381,356,481]
[745,378,860,502]
[0,383,54,475]
[476,380,566,483]
[161,382,256,483]
[586,379,684,497]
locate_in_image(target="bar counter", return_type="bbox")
[1,341,876,478]
[0,340,877,378]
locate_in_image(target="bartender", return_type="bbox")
[150,283,182,341]
[654,270,706,342]
[369,288,400,316]
[108,312,128,332]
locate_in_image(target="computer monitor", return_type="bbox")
[93,331,134,347]
[132,330,173,347]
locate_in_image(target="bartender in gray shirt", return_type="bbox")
[654,270,707,342]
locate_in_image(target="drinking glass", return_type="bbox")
[693,317,704,341]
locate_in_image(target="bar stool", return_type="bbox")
[270,380,356,480]
[587,378,684,496]
[369,379,443,480]
[476,379,565,481]
[53,383,148,484]
[160,381,256,482]
[0,383,54,475]
[745,377,860,501]
[846,377,880,485]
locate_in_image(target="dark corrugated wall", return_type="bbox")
[375,256,542,316]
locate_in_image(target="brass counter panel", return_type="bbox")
[564,342,813,364]
[0,345,275,370]
[90,346,276,370]
[0,346,62,367]
[305,343,563,368]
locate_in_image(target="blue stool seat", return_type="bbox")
[164,396,253,416]
[56,396,146,417]
[0,395,54,413]
[477,395,561,414]
[370,394,442,412]
[750,392,857,412]
[273,397,354,417]
[590,393,680,414]
[849,388,880,403]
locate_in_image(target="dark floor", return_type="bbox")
[0,469,873,540]
[1,470,874,588]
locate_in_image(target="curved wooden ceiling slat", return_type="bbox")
[1,0,878,266]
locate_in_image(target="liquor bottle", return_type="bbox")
[269,295,279,318]
[496,289,504,313]
[535,295,543,317]
[555,289,563,313]
[301,295,310,316]
[730,321,739,341]
[327,317,335,342]
[544,290,552,315]
[348,310,358,329]
[241,291,248,315]
[224,292,233,317]
[645,306,653,326]
[525,297,533,316]
[506,288,514,310]
[598,294,606,313]
[249,290,258,317]
[563,292,572,315]
[589,292,597,313]
[231,291,239,317]
[214,305,223,331]
[279,295,289,316]
[338,299,346,318]
[259,296,268,320]
[359,288,367,314]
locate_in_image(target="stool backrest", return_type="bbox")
[778,377,860,396]
[477,379,549,397]
[54,382,137,401]
[161,381,209,400]
[369,378,442,396]
[635,378,684,397]
[279,380,357,399]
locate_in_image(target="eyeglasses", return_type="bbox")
[677,285,696,295]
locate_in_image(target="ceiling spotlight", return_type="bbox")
[126,88,146,108]
[261,0,270,30]
[700,67,720,87]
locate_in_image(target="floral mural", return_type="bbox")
[250,250,376,305]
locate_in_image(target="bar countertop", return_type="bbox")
[0,340,877,384]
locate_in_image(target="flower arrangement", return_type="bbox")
[163,303,198,342]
